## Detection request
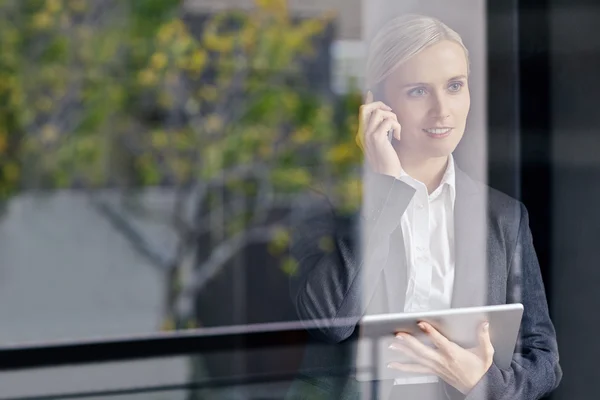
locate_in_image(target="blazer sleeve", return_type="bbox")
[289,171,416,343]
[448,202,562,400]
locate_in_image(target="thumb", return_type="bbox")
[478,322,495,360]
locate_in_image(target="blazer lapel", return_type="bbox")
[365,166,488,311]
[356,208,408,316]
[451,167,488,308]
[382,225,408,313]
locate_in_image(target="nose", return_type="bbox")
[430,91,451,119]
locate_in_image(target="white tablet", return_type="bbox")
[355,303,523,381]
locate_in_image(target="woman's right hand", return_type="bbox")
[355,90,402,178]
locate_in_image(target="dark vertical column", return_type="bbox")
[488,2,556,398]
[488,0,553,295]
[487,0,521,200]
[517,0,553,298]
[549,1,600,399]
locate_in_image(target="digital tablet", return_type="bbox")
[355,303,523,381]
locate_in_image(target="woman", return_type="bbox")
[287,14,562,400]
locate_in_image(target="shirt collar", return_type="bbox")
[397,154,456,207]
[441,154,457,207]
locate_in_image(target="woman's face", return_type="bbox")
[382,40,471,159]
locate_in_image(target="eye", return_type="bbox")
[408,87,427,97]
[448,81,464,92]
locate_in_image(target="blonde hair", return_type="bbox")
[365,14,470,91]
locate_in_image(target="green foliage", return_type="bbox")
[0,0,366,293]
[0,0,363,197]
[0,0,375,343]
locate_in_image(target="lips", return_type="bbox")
[423,127,453,138]
[423,127,453,134]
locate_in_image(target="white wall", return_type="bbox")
[0,190,188,398]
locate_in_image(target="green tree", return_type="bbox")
[0,0,364,331]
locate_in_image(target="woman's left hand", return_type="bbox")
[387,321,495,394]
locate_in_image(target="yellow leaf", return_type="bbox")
[138,69,158,86]
[69,0,86,12]
[3,163,19,183]
[150,52,168,70]
[241,27,256,51]
[203,32,234,53]
[46,0,62,14]
[186,49,207,72]
[326,143,354,164]
[157,23,176,45]
[151,130,168,148]
[291,128,312,145]
[32,12,53,30]
[41,124,59,144]
[171,19,186,35]
[172,35,194,56]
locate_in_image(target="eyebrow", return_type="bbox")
[400,75,468,89]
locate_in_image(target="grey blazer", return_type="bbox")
[287,166,562,400]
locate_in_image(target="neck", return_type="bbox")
[396,149,450,194]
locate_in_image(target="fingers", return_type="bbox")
[361,117,400,163]
[393,333,440,365]
[360,102,392,132]
[371,118,401,144]
[389,340,425,364]
[478,321,495,360]
[418,322,455,355]
[356,90,402,165]
[362,109,400,158]
[356,101,392,151]
[392,122,402,141]
[366,109,398,138]
[357,90,396,150]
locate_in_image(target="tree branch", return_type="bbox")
[175,222,288,318]
[89,196,170,271]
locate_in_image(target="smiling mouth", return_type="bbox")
[423,127,453,135]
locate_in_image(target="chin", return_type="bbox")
[422,143,458,158]
[416,130,463,157]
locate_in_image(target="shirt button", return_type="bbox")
[417,203,424,209]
